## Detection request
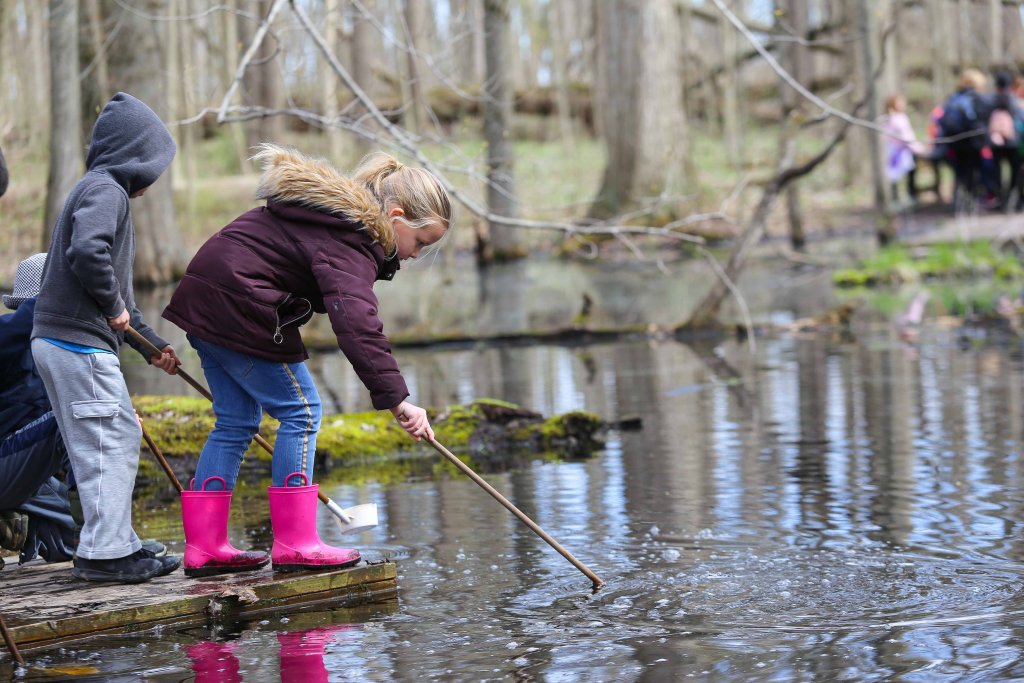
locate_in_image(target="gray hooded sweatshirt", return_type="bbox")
[32,92,175,355]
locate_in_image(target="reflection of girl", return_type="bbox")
[883,93,925,204]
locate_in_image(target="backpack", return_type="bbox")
[989,108,1018,147]
[939,91,985,149]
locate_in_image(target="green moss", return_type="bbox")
[834,242,1024,288]
[512,409,604,449]
[133,396,606,485]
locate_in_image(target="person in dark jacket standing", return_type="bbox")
[31,92,182,583]
[162,144,451,577]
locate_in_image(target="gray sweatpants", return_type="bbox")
[30,339,142,560]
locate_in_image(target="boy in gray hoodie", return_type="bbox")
[31,92,182,583]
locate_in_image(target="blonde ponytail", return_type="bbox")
[353,152,452,235]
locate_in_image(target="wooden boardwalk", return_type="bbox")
[0,559,397,655]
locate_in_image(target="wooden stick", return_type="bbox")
[140,422,183,493]
[0,613,25,665]
[428,438,604,589]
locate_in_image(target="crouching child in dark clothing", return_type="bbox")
[0,254,76,567]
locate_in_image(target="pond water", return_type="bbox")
[7,257,1024,681]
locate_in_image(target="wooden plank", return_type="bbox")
[0,560,397,653]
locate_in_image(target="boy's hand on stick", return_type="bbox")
[107,309,130,331]
[151,345,180,375]
[390,401,434,442]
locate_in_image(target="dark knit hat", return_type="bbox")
[3,253,46,310]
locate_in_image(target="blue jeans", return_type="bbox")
[189,336,322,489]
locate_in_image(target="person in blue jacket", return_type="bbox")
[0,254,77,566]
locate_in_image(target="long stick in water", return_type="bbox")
[124,325,349,517]
[427,438,604,589]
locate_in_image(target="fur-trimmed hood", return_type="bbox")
[251,144,396,254]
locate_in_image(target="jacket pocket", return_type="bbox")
[71,400,120,420]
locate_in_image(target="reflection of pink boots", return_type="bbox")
[187,640,241,683]
[182,477,270,577]
[278,625,352,682]
[268,473,360,572]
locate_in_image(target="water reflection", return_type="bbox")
[13,274,1024,678]
[188,623,357,683]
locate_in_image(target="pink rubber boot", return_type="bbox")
[182,476,270,578]
[268,473,360,572]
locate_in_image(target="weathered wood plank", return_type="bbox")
[0,560,397,653]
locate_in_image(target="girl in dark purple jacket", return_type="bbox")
[163,145,451,576]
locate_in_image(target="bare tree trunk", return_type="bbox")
[403,0,428,134]
[589,0,607,139]
[990,0,1004,69]
[28,2,49,137]
[589,0,690,218]
[239,0,284,146]
[782,0,809,251]
[881,0,901,96]
[322,0,343,162]
[223,0,250,172]
[928,0,952,101]
[720,3,741,168]
[45,0,82,248]
[85,0,111,101]
[840,0,861,188]
[103,0,185,285]
[482,0,521,262]
[549,0,575,147]
[858,0,894,244]
[349,0,375,158]
[956,0,968,73]
[170,1,199,233]
[680,0,693,119]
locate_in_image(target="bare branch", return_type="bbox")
[217,0,288,123]
[708,0,980,146]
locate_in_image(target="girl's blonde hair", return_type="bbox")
[353,153,453,237]
[959,68,987,91]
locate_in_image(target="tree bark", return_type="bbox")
[928,0,952,102]
[222,0,249,172]
[403,0,429,134]
[84,0,111,101]
[549,0,575,147]
[322,0,344,162]
[349,0,376,158]
[720,2,741,168]
[102,0,186,285]
[782,0,809,251]
[858,0,894,244]
[990,0,1004,69]
[45,0,83,249]
[589,0,690,219]
[482,0,521,262]
[239,0,284,146]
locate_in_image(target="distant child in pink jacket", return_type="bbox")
[883,94,925,204]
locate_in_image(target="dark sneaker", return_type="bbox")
[72,553,163,583]
[140,540,167,556]
[0,510,28,552]
[137,546,181,576]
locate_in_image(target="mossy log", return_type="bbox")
[133,397,607,486]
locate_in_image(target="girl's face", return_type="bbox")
[390,207,447,261]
